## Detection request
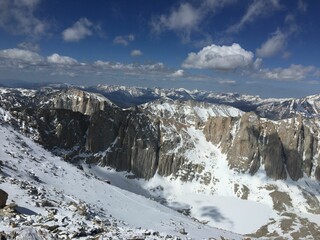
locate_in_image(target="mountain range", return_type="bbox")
[0,84,320,239]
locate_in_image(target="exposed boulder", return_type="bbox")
[0,189,8,208]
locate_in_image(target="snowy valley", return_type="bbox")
[0,85,320,239]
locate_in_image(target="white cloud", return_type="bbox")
[256,30,287,58]
[152,0,236,42]
[0,0,48,36]
[47,53,78,65]
[62,18,94,42]
[228,0,282,33]
[93,60,165,72]
[260,64,315,81]
[253,58,263,70]
[0,48,43,67]
[0,47,187,82]
[171,69,185,77]
[130,50,142,57]
[182,43,254,71]
[113,34,135,46]
[152,3,201,42]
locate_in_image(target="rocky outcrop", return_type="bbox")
[260,121,287,180]
[227,113,261,174]
[0,189,8,208]
[205,112,319,181]
[53,88,115,115]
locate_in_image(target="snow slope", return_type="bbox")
[0,109,241,239]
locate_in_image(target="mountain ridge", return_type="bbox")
[0,84,320,239]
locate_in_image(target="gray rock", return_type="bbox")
[53,88,115,115]
[204,112,320,181]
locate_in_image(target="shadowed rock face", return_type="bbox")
[100,111,161,179]
[85,108,123,153]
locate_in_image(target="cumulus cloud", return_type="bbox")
[130,50,142,57]
[260,64,315,81]
[171,69,185,77]
[0,0,48,36]
[182,43,254,71]
[228,0,282,33]
[113,34,135,46]
[256,30,287,58]
[47,53,79,65]
[62,18,94,42]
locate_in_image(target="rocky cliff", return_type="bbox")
[2,87,319,183]
[204,112,320,181]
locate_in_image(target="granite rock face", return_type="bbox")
[204,112,319,181]
[99,111,160,179]
[53,88,115,115]
[85,108,123,153]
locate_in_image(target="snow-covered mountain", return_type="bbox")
[0,84,320,239]
[87,84,320,120]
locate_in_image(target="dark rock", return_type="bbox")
[261,122,286,180]
[278,116,304,180]
[0,189,8,208]
[179,228,188,235]
[36,109,89,151]
[40,200,55,207]
[85,109,122,152]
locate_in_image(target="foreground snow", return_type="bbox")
[0,119,241,239]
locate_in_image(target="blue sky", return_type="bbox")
[0,0,319,98]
